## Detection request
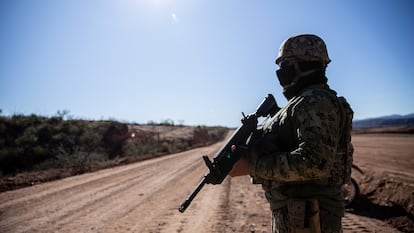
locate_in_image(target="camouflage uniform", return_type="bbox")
[249,84,353,233]
[248,34,353,233]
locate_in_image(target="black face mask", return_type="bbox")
[276,65,296,87]
[276,61,328,100]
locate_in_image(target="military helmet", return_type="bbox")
[275,34,331,66]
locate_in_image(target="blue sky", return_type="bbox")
[1,0,413,127]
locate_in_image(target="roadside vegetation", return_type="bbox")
[0,112,228,191]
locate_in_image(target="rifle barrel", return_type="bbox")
[178,177,207,213]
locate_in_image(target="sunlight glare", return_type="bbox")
[172,13,177,23]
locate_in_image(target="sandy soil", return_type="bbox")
[0,134,413,232]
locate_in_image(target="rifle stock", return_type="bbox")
[178,94,279,213]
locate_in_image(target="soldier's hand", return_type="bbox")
[229,145,250,177]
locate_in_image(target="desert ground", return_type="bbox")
[0,133,413,233]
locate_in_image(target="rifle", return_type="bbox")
[178,94,279,213]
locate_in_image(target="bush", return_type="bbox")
[0,113,229,178]
[0,114,128,176]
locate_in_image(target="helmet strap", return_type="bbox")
[282,64,321,89]
[281,65,327,99]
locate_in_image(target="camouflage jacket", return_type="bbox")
[248,84,353,213]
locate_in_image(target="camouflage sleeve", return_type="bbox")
[249,93,340,182]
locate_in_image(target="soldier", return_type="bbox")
[230,34,354,233]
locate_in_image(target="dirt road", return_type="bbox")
[0,134,412,232]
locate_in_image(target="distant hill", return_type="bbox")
[353,114,414,129]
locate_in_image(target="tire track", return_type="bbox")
[342,213,401,233]
[101,143,228,233]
